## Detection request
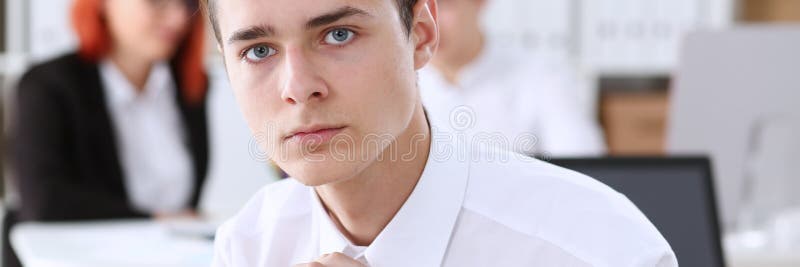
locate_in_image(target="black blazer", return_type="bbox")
[10,53,210,221]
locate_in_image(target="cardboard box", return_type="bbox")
[600,91,669,155]
[741,0,800,22]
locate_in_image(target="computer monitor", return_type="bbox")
[668,26,800,227]
[548,157,725,267]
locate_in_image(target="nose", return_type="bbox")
[279,47,329,105]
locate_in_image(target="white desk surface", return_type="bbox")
[724,233,800,267]
[10,219,215,267]
[726,250,800,267]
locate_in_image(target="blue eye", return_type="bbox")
[244,45,276,62]
[324,28,355,45]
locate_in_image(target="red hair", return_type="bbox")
[71,0,207,105]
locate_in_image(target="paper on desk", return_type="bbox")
[11,220,214,267]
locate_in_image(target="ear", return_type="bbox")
[411,0,439,70]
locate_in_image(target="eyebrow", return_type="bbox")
[227,25,276,45]
[305,6,372,29]
[226,6,372,45]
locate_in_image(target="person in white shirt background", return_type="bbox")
[420,0,606,157]
[201,0,675,266]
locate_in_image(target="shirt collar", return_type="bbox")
[312,191,352,257]
[99,59,173,106]
[310,118,470,267]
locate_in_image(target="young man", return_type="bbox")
[201,0,677,266]
[420,0,605,157]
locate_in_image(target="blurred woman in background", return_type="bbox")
[6,0,209,265]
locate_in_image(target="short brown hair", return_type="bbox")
[200,0,419,43]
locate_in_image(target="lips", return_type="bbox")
[284,126,346,144]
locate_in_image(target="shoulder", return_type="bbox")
[463,148,624,223]
[17,53,94,98]
[462,148,675,265]
[213,178,313,266]
[20,53,88,85]
[214,178,310,241]
[510,54,575,90]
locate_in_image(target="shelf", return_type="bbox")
[0,53,6,74]
[589,66,676,78]
[1,0,6,53]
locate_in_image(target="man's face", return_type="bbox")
[215,0,437,186]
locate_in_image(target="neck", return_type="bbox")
[108,48,154,92]
[315,102,431,246]
[432,31,485,85]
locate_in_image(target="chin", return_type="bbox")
[146,46,177,62]
[283,160,360,187]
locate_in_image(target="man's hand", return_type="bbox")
[293,252,366,267]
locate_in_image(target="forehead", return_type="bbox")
[216,0,397,37]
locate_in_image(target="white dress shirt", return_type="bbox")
[212,118,676,266]
[99,59,194,214]
[419,41,606,157]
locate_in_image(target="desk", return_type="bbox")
[11,220,214,267]
[725,233,800,267]
[726,250,800,267]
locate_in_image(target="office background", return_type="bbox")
[0,0,798,266]
[2,0,780,227]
